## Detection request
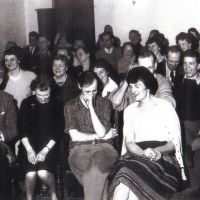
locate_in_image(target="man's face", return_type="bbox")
[36,88,50,104]
[102,34,113,49]
[29,36,38,47]
[138,56,155,74]
[4,55,19,72]
[104,25,113,34]
[80,79,98,101]
[183,56,198,78]
[167,52,181,71]
[73,40,85,50]
[38,36,49,52]
[129,32,140,45]
[177,40,191,52]
[123,44,134,58]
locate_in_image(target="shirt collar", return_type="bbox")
[104,47,114,54]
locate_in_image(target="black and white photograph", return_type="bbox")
[0,0,200,199]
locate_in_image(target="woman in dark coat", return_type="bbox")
[20,77,58,200]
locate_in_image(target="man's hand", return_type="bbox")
[103,128,118,140]
[36,147,49,162]
[84,95,93,109]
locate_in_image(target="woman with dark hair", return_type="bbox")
[107,67,186,200]
[117,42,136,80]
[20,77,58,200]
[93,58,118,99]
[70,46,94,79]
[146,34,168,76]
[148,29,160,40]
[64,71,118,200]
[188,27,200,51]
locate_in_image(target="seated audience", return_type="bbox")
[117,42,136,79]
[0,65,18,199]
[64,71,118,200]
[35,35,53,79]
[51,55,80,171]
[4,41,18,51]
[174,50,200,188]
[23,31,39,72]
[56,47,71,61]
[164,46,183,87]
[128,30,143,59]
[93,58,118,99]
[4,47,36,108]
[176,32,192,53]
[96,24,121,50]
[146,34,168,74]
[72,39,86,67]
[96,32,122,72]
[20,78,58,200]
[188,28,200,52]
[110,50,175,111]
[71,46,93,79]
[148,29,160,40]
[51,55,79,104]
[107,67,186,200]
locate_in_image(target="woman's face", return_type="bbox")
[76,48,89,64]
[177,40,190,52]
[52,60,67,77]
[148,42,160,56]
[123,44,134,58]
[93,67,108,84]
[129,80,149,102]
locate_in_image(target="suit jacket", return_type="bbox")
[0,91,17,143]
[22,45,39,71]
[24,45,39,57]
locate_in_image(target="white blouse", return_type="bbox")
[121,97,185,177]
[102,77,118,98]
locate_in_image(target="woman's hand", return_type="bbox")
[144,148,161,161]
[27,150,36,165]
[36,147,49,162]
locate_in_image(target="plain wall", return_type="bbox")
[24,0,52,43]
[0,0,26,59]
[94,0,200,45]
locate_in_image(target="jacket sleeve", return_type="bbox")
[156,75,176,108]
[0,95,18,142]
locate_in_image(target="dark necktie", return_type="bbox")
[170,71,175,85]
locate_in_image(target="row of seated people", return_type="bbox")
[0,26,200,199]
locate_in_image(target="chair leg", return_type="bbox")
[56,165,64,200]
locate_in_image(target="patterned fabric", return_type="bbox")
[107,144,181,200]
[64,95,112,134]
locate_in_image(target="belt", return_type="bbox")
[70,138,114,149]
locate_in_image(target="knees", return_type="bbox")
[37,170,51,180]
[26,171,37,180]
[26,170,52,180]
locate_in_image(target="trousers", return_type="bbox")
[68,142,118,200]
